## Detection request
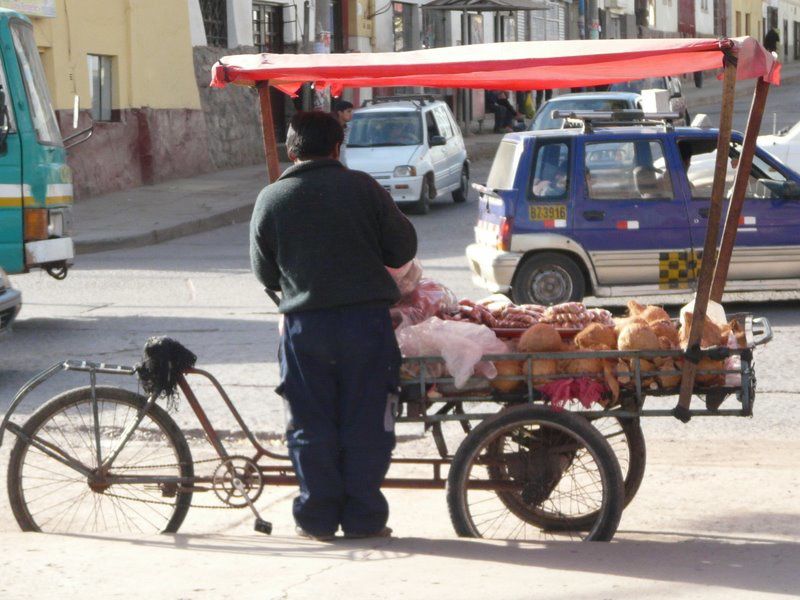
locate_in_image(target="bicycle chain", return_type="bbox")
[102,490,242,510]
[102,457,255,510]
[111,457,220,470]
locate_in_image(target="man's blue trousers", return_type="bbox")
[278,304,401,537]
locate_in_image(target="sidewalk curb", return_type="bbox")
[74,202,255,255]
[687,72,800,107]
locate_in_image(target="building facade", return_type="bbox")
[0,0,212,199]
[6,0,799,198]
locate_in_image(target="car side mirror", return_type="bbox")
[429,135,446,147]
[762,179,800,199]
[780,181,800,199]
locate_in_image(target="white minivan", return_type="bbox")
[344,96,469,214]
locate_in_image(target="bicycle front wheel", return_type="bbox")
[7,386,193,534]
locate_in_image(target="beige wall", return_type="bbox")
[732,0,763,38]
[27,0,200,111]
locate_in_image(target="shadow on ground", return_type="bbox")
[54,528,800,595]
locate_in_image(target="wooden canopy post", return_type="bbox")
[673,57,738,422]
[257,82,281,183]
[711,77,771,302]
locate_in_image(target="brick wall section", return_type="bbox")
[58,46,267,201]
[193,46,267,170]
[58,110,143,199]
[59,108,214,200]
[137,108,214,184]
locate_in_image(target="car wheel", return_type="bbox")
[511,253,586,306]
[411,176,431,215]
[452,165,469,203]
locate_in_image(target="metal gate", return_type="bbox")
[200,0,227,47]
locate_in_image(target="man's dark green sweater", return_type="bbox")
[250,159,418,313]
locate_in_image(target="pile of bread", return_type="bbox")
[491,299,746,405]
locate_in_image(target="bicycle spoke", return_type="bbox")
[32,488,92,524]
[459,416,611,542]
[14,393,190,534]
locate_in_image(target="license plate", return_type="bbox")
[529,205,567,221]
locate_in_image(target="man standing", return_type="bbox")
[764,27,779,53]
[486,90,521,133]
[331,99,354,132]
[250,111,417,541]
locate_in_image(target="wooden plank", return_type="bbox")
[711,77,770,302]
[674,60,737,422]
[258,82,281,183]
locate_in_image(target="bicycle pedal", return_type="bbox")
[254,518,273,535]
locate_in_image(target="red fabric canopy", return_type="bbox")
[211,36,780,96]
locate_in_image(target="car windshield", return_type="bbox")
[347,111,422,147]
[10,20,62,146]
[531,98,632,130]
[609,78,668,94]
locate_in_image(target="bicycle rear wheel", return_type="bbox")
[491,414,644,532]
[447,404,624,542]
[7,386,193,534]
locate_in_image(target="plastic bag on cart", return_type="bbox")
[387,259,423,297]
[396,317,508,388]
[390,279,459,327]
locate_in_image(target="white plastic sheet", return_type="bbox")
[396,317,508,388]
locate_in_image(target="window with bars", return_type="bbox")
[422,9,448,47]
[253,2,283,53]
[200,0,228,47]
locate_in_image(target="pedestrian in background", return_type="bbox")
[764,27,779,53]
[331,99,354,133]
[250,111,417,542]
[486,90,522,133]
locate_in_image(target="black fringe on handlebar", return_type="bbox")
[135,336,197,400]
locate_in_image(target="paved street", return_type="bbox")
[692,69,800,135]
[2,86,800,598]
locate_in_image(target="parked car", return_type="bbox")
[0,267,21,333]
[466,116,800,305]
[608,76,690,124]
[529,92,642,131]
[757,120,800,173]
[344,96,469,214]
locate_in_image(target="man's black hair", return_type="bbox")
[332,99,353,113]
[286,111,344,160]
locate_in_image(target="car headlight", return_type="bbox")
[393,165,417,177]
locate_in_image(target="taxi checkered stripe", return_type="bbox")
[658,250,702,289]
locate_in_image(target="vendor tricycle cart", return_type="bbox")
[0,36,781,542]
[0,312,771,541]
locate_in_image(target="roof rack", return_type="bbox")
[361,94,440,108]
[551,109,681,133]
